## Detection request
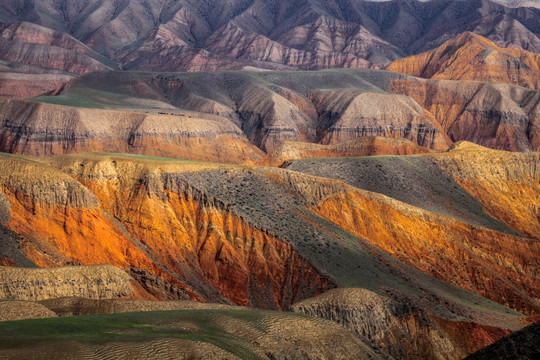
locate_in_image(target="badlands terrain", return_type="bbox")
[0,0,539,359]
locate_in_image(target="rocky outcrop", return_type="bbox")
[311,89,450,150]
[293,288,511,360]
[0,265,134,300]
[386,32,540,89]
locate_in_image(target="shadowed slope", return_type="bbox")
[464,320,540,360]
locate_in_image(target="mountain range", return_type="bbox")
[0,0,539,359]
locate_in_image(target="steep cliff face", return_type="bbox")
[0,154,335,309]
[293,288,512,360]
[389,77,540,151]
[386,32,540,89]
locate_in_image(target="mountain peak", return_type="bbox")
[386,32,540,88]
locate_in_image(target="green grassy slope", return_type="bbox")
[0,309,381,360]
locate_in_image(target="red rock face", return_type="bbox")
[0,150,536,358]
[0,155,334,308]
[386,32,540,89]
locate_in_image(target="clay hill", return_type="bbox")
[0,0,537,75]
[0,143,538,359]
[387,32,540,89]
[1,68,538,159]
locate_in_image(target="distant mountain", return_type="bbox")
[386,32,540,89]
[0,0,537,72]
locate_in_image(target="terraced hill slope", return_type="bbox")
[386,32,540,89]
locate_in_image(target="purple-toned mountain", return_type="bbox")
[0,0,537,73]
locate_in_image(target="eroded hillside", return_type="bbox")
[2,68,536,159]
[0,148,536,358]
